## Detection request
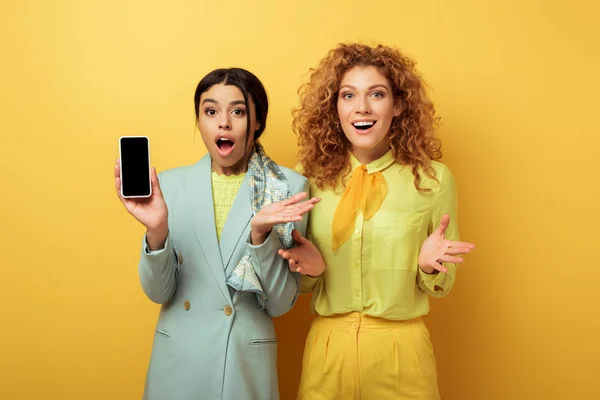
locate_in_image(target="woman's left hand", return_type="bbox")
[418,214,476,273]
[250,192,320,245]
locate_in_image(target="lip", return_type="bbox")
[215,135,235,157]
[350,119,377,134]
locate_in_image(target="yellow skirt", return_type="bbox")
[297,313,440,400]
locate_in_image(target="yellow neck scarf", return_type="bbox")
[331,165,387,250]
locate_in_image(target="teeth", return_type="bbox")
[353,121,374,127]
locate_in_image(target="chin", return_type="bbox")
[350,138,384,151]
[214,158,239,168]
[219,153,247,166]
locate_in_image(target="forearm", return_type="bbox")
[138,232,179,304]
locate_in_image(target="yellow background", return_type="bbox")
[1,1,599,399]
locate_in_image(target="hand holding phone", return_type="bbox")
[115,137,168,248]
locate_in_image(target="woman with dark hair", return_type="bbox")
[114,67,319,400]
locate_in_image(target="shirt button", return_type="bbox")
[355,293,360,298]
[183,300,191,311]
[355,261,360,266]
[224,306,233,316]
[352,323,358,329]
[178,254,183,264]
[354,229,360,235]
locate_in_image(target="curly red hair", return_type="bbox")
[292,43,442,191]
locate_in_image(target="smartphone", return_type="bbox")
[119,136,152,198]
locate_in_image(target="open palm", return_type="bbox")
[418,214,476,273]
[251,191,320,236]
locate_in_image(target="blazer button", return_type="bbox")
[224,306,233,316]
[178,254,184,264]
[183,300,191,311]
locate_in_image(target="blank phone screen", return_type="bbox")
[120,137,151,197]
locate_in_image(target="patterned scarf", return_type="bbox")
[224,141,294,309]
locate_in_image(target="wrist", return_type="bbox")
[146,224,168,251]
[251,229,270,245]
[307,263,326,278]
[250,220,271,242]
[418,264,437,274]
[147,218,168,233]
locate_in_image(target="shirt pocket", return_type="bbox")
[371,211,424,270]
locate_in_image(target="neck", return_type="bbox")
[351,143,389,165]
[212,158,248,176]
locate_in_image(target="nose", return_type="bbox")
[356,97,371,115]
[219,117,231,131]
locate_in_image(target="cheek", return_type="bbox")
[197,121,209,137]
[337,102,350,121]
[376,102,397,121]
[197,117,212,132]
[197,120,219,145]
[232,118,249,138]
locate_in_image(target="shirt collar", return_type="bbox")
[349,150,395,174]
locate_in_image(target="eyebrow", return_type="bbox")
[201,98,247,106]
[339,84,390,91]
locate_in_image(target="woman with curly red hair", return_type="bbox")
[279,43,476,399]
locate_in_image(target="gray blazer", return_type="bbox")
[138,154,307,400]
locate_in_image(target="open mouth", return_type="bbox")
[352,121,376,131]
[216,137,235,156]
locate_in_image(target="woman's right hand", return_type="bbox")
[278,229,326,278]
[114,159,168,249]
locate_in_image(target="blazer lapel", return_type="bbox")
[220,174,253,276]
[186,155,230,301]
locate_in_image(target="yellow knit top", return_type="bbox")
[211,172,245,241]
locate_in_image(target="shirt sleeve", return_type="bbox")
[417,165,460,298]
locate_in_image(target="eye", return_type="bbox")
[341,92,354,100]
[371,91,384,98]
[232,108,246,116]
[204,108,217,116]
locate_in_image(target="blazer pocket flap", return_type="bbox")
[249,338,277,345]
[155,328,171,339]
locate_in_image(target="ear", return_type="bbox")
[255,120,262,131]
[393,99,403,117]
